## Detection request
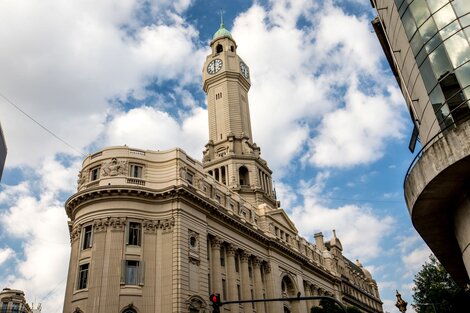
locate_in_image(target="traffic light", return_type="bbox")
[209,293,221,313]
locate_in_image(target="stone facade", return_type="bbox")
[371,0,470,287]
[0,288,33,313]
[63,24,383,313]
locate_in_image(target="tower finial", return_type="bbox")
[218,9,225,28]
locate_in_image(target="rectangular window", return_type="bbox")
[11,303,19,313]
[90,167,100,181]
[1,302,8,313]
[248,262,252,278]
[82,225,93,250]
[222,279,227,300]
[251,290,255,309]
[129,164,143,178]
[77,263,89,290]
[237,284,241,300]
[235,254,239,273]
[220,246,225,267]
[122,260,144,285]
[127,222,141,246]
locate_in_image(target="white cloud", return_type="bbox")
[104,105,207,158]
[0,247,14,266]
[287,172,394,261]
[402,244,432,274]
[0,0,204,167]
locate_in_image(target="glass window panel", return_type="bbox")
[419,17,439,42]
[429,44,453,79]
[427,0,448,14]
[444,31,470,68]
[416,48,427,66]
[460,14,470,28]
[425,33,443,54]
[452,0,470,17]
[439,20,460,41]
[419,58,438,91]
[410,32,424,56]
[402,9,418,39]
[433,4,457,30]
[430,85,446,104]
[410,0,431,26]
[456,61,470,88]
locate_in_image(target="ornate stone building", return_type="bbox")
[63,23,383,313]
[371,0,470,287]
[0,288,33,313]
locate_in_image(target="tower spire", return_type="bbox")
[218,9,225,28]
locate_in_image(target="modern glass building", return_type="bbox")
[371,0,470,287]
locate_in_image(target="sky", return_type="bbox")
[0,0,433,312]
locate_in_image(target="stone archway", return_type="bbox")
[281,274,300,313]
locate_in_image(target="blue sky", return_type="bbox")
[0,0,432,312]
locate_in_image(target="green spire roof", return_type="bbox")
[212,22,232,40]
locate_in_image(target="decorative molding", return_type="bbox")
[93,218,108,232]
[109,217,126,230]
[211,236,223,249]
[240,251,250,263]
[252,256,262,268]
[77,170,88,188]
[71,225,82,242]
[101,158,128,177]
[264,261,272,273]
[226,243,238,257]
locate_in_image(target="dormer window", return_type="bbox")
[216,44,223,53]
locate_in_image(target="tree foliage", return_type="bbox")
[412,254,469,313]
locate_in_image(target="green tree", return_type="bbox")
[412,254,466,313]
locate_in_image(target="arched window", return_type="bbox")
[123,309,137,313]
[239,166,249,186]
[216,44,223,53]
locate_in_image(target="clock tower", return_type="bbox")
[202,22,277,208]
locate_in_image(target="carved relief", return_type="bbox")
[161,217,175,232]
[109,217,126,230]
[71,225,82,242]
[211,236,223,249]
[265,262,272,273]
[189,256,201,266]
[77,170,88,188]
[101,158,128,177]
[143,219,159,233]
[93,218,108,232]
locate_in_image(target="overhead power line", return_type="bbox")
[0,91,87,157]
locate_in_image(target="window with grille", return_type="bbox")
[82,225,92,250]
[77,263,89,290]
[127,222,141,246]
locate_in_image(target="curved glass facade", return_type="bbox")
[396,0,470,136]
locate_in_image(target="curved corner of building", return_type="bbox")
[404,119,470,286]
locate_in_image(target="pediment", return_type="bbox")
[267,209,298,233]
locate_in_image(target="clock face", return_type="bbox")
[207,59,223,74]
[240,61,249,79]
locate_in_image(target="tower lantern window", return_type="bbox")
[216,44,223,53]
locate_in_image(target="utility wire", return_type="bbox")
[0,91,87,157]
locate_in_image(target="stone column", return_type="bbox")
[240,251,253,313]
[211,236,223,294]
[264,262,277,313]
[253,257,266,313]
[226,244,239,313]
[304,282,313,311]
